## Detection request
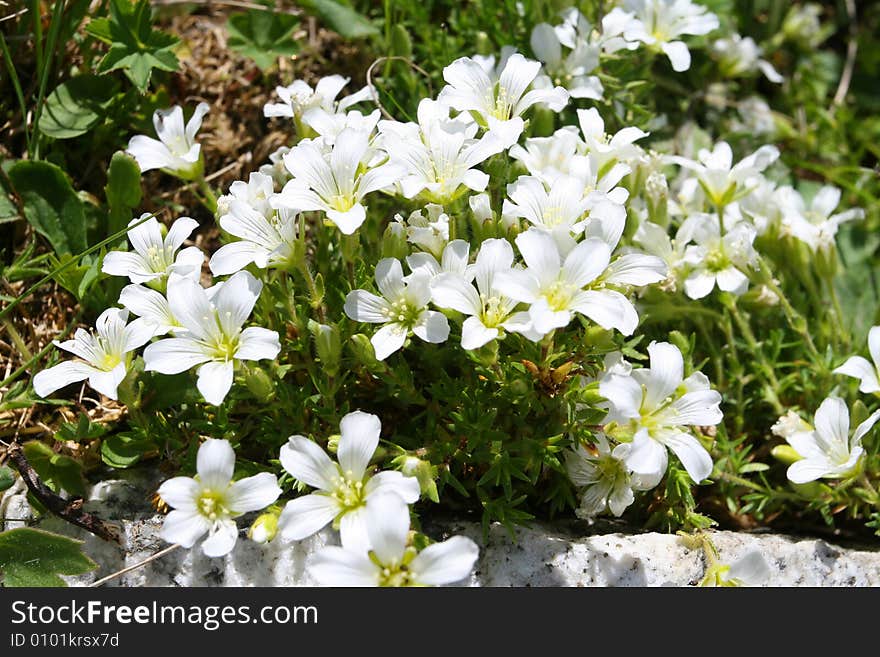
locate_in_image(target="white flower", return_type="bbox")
[33,308,152,400]
[142,271,281,405]
[633,221,689,290]
[509,127,580,185]
[600,341,722,483]
[622,0,720,72]
[216,171,276,219]
[529,21,603,99]
[431,238,536,349]
[309,492,478,586]
[379,99,504,203]
[263,75,373,124]
[712,34,783,83]
[439,53,569,148]
[405,239,472,282]
[834,326,880,393]
[502,175,591,234]
[785,397,880,483]
[118,282,181,338]
[258,146,292,187]
[277,411,420,549]
[271,128,400,235]
[779,185,864,252]
[495,228,665,338]
[393,204,450,259]
[301,108,381,150]
[126,103,209,178]
[209,199,300,276]
[565,434,661,518]
[669,141,779,207]
[344,258,450,360]
[102,214,203,289]
[771,410,812,439]
[681,214,757,299]
[576,108,648,174]
[158,439,281,557]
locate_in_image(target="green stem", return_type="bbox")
[197,178,218,215]
[725,298,785,415]
[2,318,33,363]
[0,32,30,155]
[31,0,66,160]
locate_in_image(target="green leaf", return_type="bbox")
[101,433,158,469]
[105,151,142,235]
[92,0,180,93]
[7,160,88,255]
[0,528,97,587]
[22,440,87,497]
[227,9,300,70]
[0,466,14,492]
[37,75,120,139]
[298,0,378,38]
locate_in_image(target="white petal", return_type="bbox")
[236,327,281,361]
[345,290,391,323]
[562,238,610,288]
[364,493,410,564]
[101,251,150,280]
[126,135,175,172]
[309,546,379,586]
[716,267,749,295]
[852,410,880,447]
[143,337,211,374]
[644,341,684,408]
[684,270,717,300]
[87,363,127,400]
[196,360,235,405]
[212,270,262,336]
[339,506,372,553]
[375,258,406,300]
[604,254,667,286]
[165,216,199,252]
[156,476,200,511]
[201,520,239,557]
[868,326,880,369]
[412,311,450,344]
[371,323,408,360]
[660,432,713,483]
[661,41,691,72]
[327,205,367,235]
[813,397,850,447]
[461,316,499,350]
[227,472,281,514]
[787,458,833,484]
[196,438,235,489]
[411,536,479,585]
[338,410,381,481]
[833,356,880,393]
[667,389,723,426]
[570,289,639,335]
[431,274,481,315]
[278,494,339,540]
[280,436,338,490]
[209,241,265,276]
[160,510,211,548]
[515,229,560,285]
[493,269,540,304]
[364,471,420,503]
[625,430,668,479]
[33,360,95,397]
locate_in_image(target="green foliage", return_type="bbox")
[22,440,88,497]
[37,75,121,139]
[0,466,15,493]
[299,0,379,38]
[0,529,97,587]
[86,0,180,93]
[104,151,143,236]
[226,9,301,70]
[6,160,88,256]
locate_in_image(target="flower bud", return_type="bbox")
[382,222,410,260]
[389,24,413,58]
[248,508,280,544]
[244,366,275,402]
[771,444,802,465]
[326,434,341,454]
[349,333,382,370]
[308,320,341,375]
[394,454,439,503]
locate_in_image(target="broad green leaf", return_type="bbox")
[37,75,120,139]
[0,466,14,492]
[22,440,87,497]
[0,528,97,587]
[105,151,142,235]
[298,0,378,39]
[0,190,18,225]
[227,10,301,70]
[7,160,88,255]
[101,433,158,469]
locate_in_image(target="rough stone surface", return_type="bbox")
[4,471,879,587]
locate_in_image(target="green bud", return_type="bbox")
[814,244,838,280]
[308,320,341,375]
[349,333,381,369]
[393,454,439,503]
[326,434,340,454]
[382,222,410,260]
[771,444,802,465]
[244,366,275,401]
[248,508,280,543]
[667,331,692,359]
[475,31,492,56]
[389,24,413,58]
[341,233,360,264]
